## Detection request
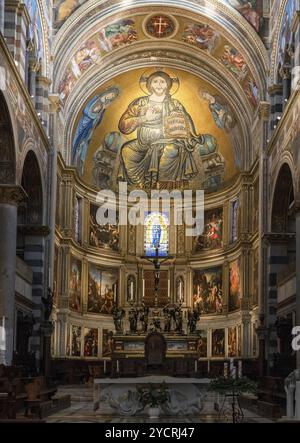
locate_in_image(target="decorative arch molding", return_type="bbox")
[0,91,17,185]
[270,158,296,233]
[17,137,48,194]
[62,45,252,171]
[18,149,44,226]
[52,0,268,103]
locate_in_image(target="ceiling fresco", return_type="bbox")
[57,13,260,108]
[71,68,240,193]
[53,0,266,34]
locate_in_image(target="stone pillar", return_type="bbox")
[257,102,270,375]
[40,321,54,377]
[0,185,26,365]
[28,59,40,102]
[0,0,4,35]
[296,205,300,369]
[268,85,283,134]
[280,67,292,108]
[296,380,300,420]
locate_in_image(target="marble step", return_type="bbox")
[56,386,94,402]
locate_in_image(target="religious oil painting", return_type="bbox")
[220,45,248,81]
[194,208,223,251]
[224,1,263,33]
[88,265,118,314]
[228,327,238,357]
[182,23,219,53]
[55,0,86,26]
[70,325,82,357]
[90,204,119,251]
[98,19,138,51]
[167,341,188,352]
[69,257,82,312]
[102,329,114,357]
[84,328,98,357]
[212,329,225,357]
[124,341,145,352]
[69,38,101,77]
[193,267,223,315]
[229,259,241,312]
[144,212,169,257]
[197,330,208,358]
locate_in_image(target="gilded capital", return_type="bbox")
[258,101,270,120]
[0,185,27,206]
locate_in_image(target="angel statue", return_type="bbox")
[72,87,119,175]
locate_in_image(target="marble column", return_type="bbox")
[0,185,26,365]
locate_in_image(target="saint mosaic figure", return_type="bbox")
[118,70,218,188]
[72,87,119,175]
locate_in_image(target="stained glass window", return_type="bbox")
[144,212,169,257]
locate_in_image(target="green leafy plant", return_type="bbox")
[136,383,170,409]
[209,376,257,396]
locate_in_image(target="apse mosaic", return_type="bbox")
[58,12,260,109]
[229,258,241,312]
[194,207,223,251]
[193,267,223,315]
[87,265,118,314]
[90,204,119,252]
[73,68,239,193]
[69,257,82,312]
[144,212,169,257]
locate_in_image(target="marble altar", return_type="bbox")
[94,376,215,416]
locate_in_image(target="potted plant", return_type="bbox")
[209,376,257,423]
[136,383,170,419]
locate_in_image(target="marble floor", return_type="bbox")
[45,401,275,423]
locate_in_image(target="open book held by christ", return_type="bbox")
[164,112,190,139]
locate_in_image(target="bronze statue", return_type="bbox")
[128,305,139,334]
[112,304,125,334]
[139,303,149,334]
[188,306,201,334]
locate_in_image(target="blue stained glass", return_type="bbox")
[144,212,169,257]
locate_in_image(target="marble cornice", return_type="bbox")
[17,225,51,237]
